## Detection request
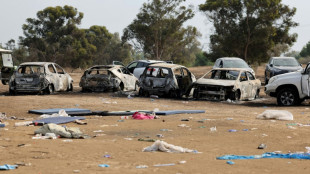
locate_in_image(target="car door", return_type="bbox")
[246,71,257,98]
[53,64,69,91]
[127,61,138,74]
[239,71,252,99]
[120,67,137,91]
[301,64,310,96]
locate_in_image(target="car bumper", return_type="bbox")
[265,83,277,97]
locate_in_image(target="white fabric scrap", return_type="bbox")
[256,110,293,121]
[143,140,196,153]
[39,109,69,118]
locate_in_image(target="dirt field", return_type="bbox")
[1,65,310,174]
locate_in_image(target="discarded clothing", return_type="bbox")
[34,123,84,138]
[143,140,197,153]
[39,109,69,118]
[33,116,85,125]
[257,110,293,121]
[217,152,310,160]
[132,112,156,120]
[0,164,18,170]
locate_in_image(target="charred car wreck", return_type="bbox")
[191,68,261,101]
[79,65,139,92]
[139,63,196,98]
[9,62,73,94]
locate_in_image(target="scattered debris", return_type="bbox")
[217,152,310,160]
[156,134,164,138]
[98,164,110,168]
[0,164,18,170]
[154,163,175,167]
[34,123,86,139]
[143,140,198,153]
[228,129,237,132]
[258,144,267,149]
[226,161,235,165]
[14,121,33,127]
[138,138,156,142]
[136,165,148,169]
[132,112,158,120]
[257,110,293,121]
[210,126,217,132]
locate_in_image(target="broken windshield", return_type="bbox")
[203,70,240,80]
[18,65,44,75]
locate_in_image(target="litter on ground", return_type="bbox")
[256,110,293,121]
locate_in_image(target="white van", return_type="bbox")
[0,48,14,85]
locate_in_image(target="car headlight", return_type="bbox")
[268,76,278,84]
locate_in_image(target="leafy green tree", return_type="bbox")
[199,0,298,64]
[122,0,201,65]
[300,41,310,58]
[20,5,92,67]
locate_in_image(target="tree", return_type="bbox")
[122,0,201,65]
[199,0,298,64]
[20,5,91,67]
[300,41,310,58]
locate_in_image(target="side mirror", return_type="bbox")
[270,64,273,67]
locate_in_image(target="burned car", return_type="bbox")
[139,63,196,98]
[191,68,261,101]
[9,62,73,94]
[79,65,139,92]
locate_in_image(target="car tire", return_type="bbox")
[9,88,16,95]
[277,88,299,106]
[255,89,260,99]
[67,83,73,92]
[265,77,268,85]
[135,82,139,91]
[1,80,8,85]
[233,90,241,101]
[45,84,54,94]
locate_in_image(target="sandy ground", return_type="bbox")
[1,66,310,174]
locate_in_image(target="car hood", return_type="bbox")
[272,71,302,79]
[194,79,235,86]
[273,66,303,71]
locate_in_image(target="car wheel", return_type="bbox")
[193,89,199,99]
[265,77,268,85]
[234,90,241,101]
[277,88,299,106]
[135,82,139,91]
[1,80,8,85]
[9,88,16,95]
[45,84,54,94]
[255,89,260,99]
[67,83,73,92]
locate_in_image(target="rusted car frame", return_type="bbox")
[9,62,73,94]
[79,65,138,92]
[139,63,196,98]
[191,68,261,101]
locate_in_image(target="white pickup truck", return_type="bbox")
[265,63,309,106]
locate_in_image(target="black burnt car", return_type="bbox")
[79,65,139,92]
[265,57,302,84]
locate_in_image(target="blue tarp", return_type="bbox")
[0,164,18,170]
[33,116,85,125]
[155,110,205,115]
[217,152,310,160]
[28,108,91,115]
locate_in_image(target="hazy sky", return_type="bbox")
[0,0,309,52]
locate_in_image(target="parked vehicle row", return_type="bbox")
[4,56,307,106]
